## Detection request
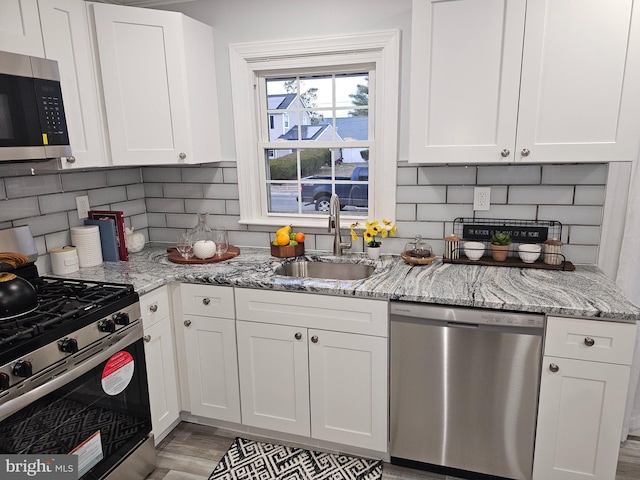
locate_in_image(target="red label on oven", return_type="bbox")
[101,351,134,396]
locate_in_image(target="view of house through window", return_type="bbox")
[261,73,371,216]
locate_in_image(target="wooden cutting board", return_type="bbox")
[167,245,240,264]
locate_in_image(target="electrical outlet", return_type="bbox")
[76,195,90,219]
[473,187,491,211]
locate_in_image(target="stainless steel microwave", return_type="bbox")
[0,50,71,162]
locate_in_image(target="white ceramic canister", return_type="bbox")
[50,246,79,275]
[70,225,103,268]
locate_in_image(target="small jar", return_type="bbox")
[444,234,461,260]
[544,238,563,265]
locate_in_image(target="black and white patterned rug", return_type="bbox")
[209,437,383,480]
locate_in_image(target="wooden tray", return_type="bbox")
[443,255,575,271]
[167,245,240,264]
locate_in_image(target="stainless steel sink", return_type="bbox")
[275,261,375,280]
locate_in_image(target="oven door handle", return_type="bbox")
[0,324,142,422]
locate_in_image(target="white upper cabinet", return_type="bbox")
[0,0,44,56]
[409,0,640,164]
[89,3,222,165]
[38,0,109,169]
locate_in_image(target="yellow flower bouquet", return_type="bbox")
[350,219,397,248]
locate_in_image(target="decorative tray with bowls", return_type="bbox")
[167,245,240,264]
[442,218,575,271]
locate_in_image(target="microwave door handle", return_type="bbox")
[0,325,142,422]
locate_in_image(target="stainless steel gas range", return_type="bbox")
[0,228,155,479]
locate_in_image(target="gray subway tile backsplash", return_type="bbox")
[0,162,610,268]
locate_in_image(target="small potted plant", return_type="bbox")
[350,219,397,260]
[490,232,512,262]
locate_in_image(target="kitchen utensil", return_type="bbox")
[464,241,485,261]
[0,272,38,318]
[518,244,542,263]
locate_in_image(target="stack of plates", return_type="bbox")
[71,226,103,268]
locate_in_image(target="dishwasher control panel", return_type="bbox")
[390,302,544,328]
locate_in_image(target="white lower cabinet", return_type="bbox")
[140,286,180,444]
[180,284,240,423]
[235,288,388,452]
[533,316,636,480]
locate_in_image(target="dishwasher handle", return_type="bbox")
[447,321,479,329]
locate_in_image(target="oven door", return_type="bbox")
[0,325,152,479]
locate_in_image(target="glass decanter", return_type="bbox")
[189,213,213,243]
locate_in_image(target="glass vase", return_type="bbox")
[189,213,213,244]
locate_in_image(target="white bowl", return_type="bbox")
[518,244,542,263]
[464,241,485,261]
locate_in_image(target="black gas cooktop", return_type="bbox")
[0,276,138,365]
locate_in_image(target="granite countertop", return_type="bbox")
[55,244,640,321]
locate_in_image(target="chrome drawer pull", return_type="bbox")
[295,332,302,340]
[203,298,211,305]
[549,363,560,373]
[584,337,595,347]
[311,335,319,344]
[184,320,192,327]
[149,304,158,313]
[143,335,151,342]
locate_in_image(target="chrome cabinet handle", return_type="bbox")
[295,332,302,340]
[202,298,211,305]
[584,337,595,347]
[501,149,510,158]
[66,156,76,164]
[179,152,187,160]
[311,335,319,344]
[549,363,560,373]
[149,304,158,313]
[184,320,192,327]
[143,335,151,342]
[521,148,530,157]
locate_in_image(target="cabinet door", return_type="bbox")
[408,0,526,164]
[517,0,640,162]
[308,329,388,452]
[38,0,108,169]
[236,320,310,437]
[90,3,191,165]
[533,356,631,480]
[183,315,241,422]
[0,0,44,56]
[143,316,180,444]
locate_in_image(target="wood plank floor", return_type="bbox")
[147,422,640,480]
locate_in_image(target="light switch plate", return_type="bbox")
[473,187,491,211]
[76,195,90,219]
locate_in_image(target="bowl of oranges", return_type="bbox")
[271,225,305,258]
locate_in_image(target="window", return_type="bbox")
[229,31,400,229]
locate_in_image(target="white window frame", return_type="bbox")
[229,30,400,229]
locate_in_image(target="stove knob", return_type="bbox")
[13,360,33,378]
[59,338,79,353]
[98,318,116,333]
[0,372,10,391]
[113,312,130,326]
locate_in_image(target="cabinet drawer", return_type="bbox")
[235,288,388,337]
[545,316,636,365]
[140,285,170,329]
[180,284,235,319]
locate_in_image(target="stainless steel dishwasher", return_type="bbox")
[390,302,543,480]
